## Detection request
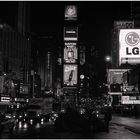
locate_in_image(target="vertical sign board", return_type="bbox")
[63,64,78,87]
[119,29,140,65]
[64,42,78,63]
[65,5,77,21]
[63,5,78,97]
[64,27,78,41]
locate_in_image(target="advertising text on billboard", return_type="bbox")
[64,27,78,41]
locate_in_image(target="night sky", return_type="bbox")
[0,1,132,55]
[30,1,131,56]
[0,1,134,82]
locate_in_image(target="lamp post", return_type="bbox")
[105,56,111,83]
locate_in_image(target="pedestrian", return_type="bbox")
[0,113,5,138]
[104,107,112,133]
[9,122,14,138]
[134,105,138,118]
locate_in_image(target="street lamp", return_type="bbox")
[105,56,111,84]
[105,56,111,62]
[105,56,111,69]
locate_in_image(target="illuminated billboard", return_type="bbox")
[108,69,128,93]
[108,69,128,85]
[122,95,140,104]
[64,27,78,41]
[63,64,78,86]
[64,5,77,21]
[119,29,140,65]
[64,42,77,63]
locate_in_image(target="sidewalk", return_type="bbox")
[111,115,140,135]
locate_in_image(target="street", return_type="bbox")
[1,115,140,139]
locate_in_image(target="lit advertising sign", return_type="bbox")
[65,5,77,21]
[64,42,77,63]
[122,96,133,104]
[108,69,128,93]
[108,69,128,85]
[119,29,140,65]
[64,27,78,41]
[63,64,78,86]
[122,96,140,104]
[1,97,10,102]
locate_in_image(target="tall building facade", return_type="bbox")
[37,40,56,93]
[133,2,140,28]
[0,2,32,100]
[18,1,30,36]
[0,23,31,83]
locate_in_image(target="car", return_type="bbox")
[78,106,111,133]
[54,107,91,134]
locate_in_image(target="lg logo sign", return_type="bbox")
[125,32,140,55]
[125,32,140,46]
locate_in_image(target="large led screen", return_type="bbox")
[63,64,78,86]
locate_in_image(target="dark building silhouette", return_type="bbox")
[18,2,30,35]
[0,2,31,98]
[133,2,140,28]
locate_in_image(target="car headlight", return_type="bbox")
[18,121,22,129]
[23,123,28,129]
[61,109,66,113]
[53,113,58,118]
[41,118,44,124]
[79,108,85,114]
[37,113,42,117]
[30,119,33,124]
[6,114,12,119]
[24,113,27,117]
[35,123,41,128]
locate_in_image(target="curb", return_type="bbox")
[125,126,140,135]
[112,122,140,135]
